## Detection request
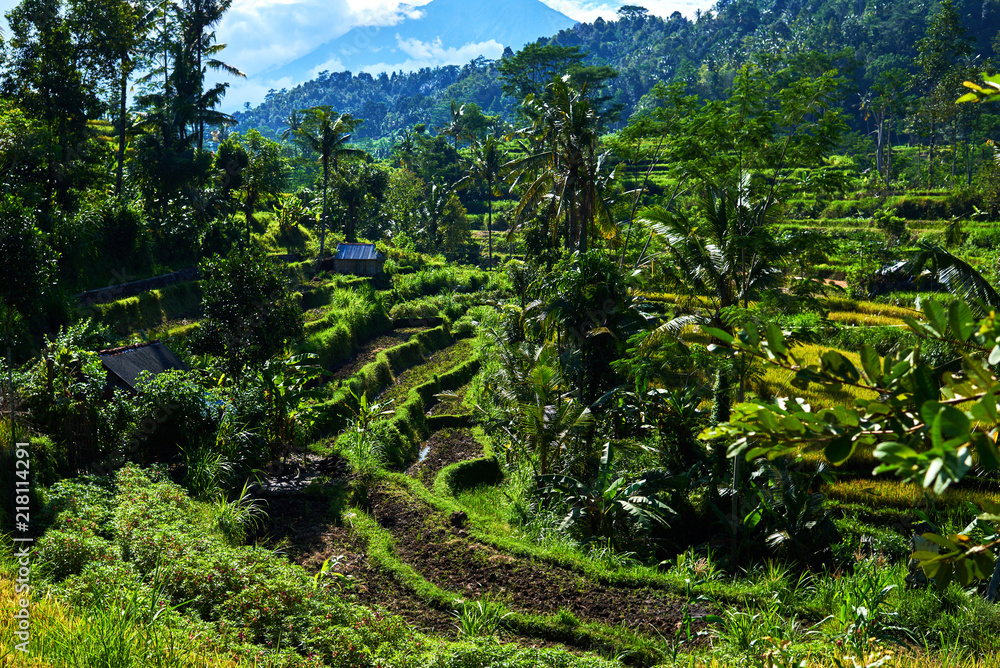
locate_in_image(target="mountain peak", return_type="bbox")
[264,0,577,83]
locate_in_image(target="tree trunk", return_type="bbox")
[711,369,731,474]
[116,64,128,198]
[319,158,329,257]
[487,181,493,270]
[886,123,892,194]
[986,555,1000,602]
[951,118,958,187]
[196,0,204,153]
[874,115,884,179]
[928,119,935,188]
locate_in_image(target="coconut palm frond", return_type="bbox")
[638,314,711,354]
[900,243,1000,315]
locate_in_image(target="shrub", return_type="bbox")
[830,325,914,356]
[439,457,503,494]
[303,475,349,525]
[213,481,267,546]
[392,267,488,302]
[37,528,119,581]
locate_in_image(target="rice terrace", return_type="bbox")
[7,0,1000,666]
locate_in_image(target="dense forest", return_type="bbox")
[7,0,1000,667]
[236,0,1000,145]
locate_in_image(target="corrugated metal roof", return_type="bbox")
[98,341,189,390]
[334,243,380,261]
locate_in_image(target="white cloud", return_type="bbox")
[357,37,504,75]
[344,0,431,26]
[306,57,348,81]
[215,0,445,78]
[218,0,354,76]
[540,0,715,23]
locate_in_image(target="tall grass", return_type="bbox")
[392,266,488,302]
[823,478,1000,511]
[299,285,393,368]
[0,556,237,667]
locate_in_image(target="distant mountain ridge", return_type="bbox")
[264,0,577,81]
[237,0,1000,147]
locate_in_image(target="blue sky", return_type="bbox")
[0,0,718,110]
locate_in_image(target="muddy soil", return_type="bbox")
[370,486,710,641]
[427,384,471,416]
[407,428,483,483]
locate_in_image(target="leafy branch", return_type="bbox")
[699,300,1000,587]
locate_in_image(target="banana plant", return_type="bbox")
[536,441,679,549]
[256,352,323,461]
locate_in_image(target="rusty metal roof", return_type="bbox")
[98,341,189,390]
[334,243,380,261]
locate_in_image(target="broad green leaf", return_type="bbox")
[825,435,854,465]
[702,327,734,344]
[779,414,804,434]
[974,433,1000,471]
[758,409,780,431]
[821,351,860,383]
[922,533,961,552]
[924,301,948,337]
[989,345,1000,366]
[859,344,880,383]
[924,457,944,489]
[948,301,975,342]
[765,323,788,356]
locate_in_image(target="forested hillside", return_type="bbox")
[10,0,1000,666]
[235,0,1000,143]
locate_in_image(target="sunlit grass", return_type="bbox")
[827,311,907,327]
[821,298,920,320]
[754,343,880,409]
[823,477,1000,511]
[0,572,239,667]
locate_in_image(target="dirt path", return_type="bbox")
[370,485,709,640]
[254,341,711,659]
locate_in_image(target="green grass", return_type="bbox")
[81,280,203,335]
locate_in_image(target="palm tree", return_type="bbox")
[536,441,676,550]
[77,0,160,197]
[507,77,616,253]
[635,181,809,445]
[280,109,303,156]
[440,100,465,149]
[458,134,506,269]
[895,243,1000,315]
[495,342,592,476]
[637,183,791,344]
[182,0,245,151]
[293,108,363,257]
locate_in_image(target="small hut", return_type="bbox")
[329,243,384,276]
[97,341,189,398]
